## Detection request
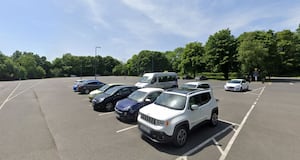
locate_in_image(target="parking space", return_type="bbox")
[0,77,299,160]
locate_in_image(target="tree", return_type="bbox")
[180,42,205,77]
[204,29,237,79]
[165,47,184,73]
[276,30,298,74]
[237,30,279,78]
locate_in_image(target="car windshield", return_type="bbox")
[128,90,147,102]
[99,84,111,92]
[105,86,121,95]
[154,93,186,110]
[181,84,197,89]
[229,80,241,84]
[138,76,152,83]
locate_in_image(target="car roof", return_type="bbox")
[111,85,137,89]
[107,83,124,86]
[165,88,210,96]
[184,82,210,85]
[230,79,245,81]
[137,87,164,93]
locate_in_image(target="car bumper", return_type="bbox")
[138,124,172,143]
[115,109,136,121]
[224,86,240,91]
[92,102,105,111]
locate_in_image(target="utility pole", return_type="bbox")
[95,46,101,79]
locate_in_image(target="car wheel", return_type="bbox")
[173,126,188,147]
[105,102,114,111]
[84,89,90,94]
[210,111,218,127]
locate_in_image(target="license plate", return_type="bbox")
[139,124,151,134]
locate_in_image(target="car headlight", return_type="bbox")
[155,119,166,126]
[99,97,105,102]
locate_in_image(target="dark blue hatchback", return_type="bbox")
[115,88,163,121]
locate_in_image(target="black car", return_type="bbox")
[77,80,105,94]
[92,86,138,111]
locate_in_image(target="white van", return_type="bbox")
[135,72,178,89]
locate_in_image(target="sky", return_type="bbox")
[0,0,299,62]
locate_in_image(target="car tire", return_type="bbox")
[172,125,188,147]
[105,102,114,111]
[84,89,90,94]
[210,111,218,127]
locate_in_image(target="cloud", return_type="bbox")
[121,0,210,38]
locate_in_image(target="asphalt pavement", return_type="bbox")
[0,76,299,160]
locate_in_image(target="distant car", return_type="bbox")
[224,79,249,92]
[115,88,164,121]
[181,82,211,90]
[88,83,124,101]
[77,80,105,94]
[92,86,138,111]
[73,79,86,92]
[195,75,207,81]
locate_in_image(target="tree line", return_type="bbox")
[1,25,300,81]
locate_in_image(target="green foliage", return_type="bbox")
[237,30,280,77]
[204,29,238,79]
[180,42,205,77]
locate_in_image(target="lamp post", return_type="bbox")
[95,46,101,79]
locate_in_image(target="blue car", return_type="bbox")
[115,88,163,121]
[73,79,86,92]
[77,79,105,94]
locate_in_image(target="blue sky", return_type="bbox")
[0,0,299,62]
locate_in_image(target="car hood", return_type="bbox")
[139,103,183,121]
[225,83,241,87]
[94,93,111,100]
[116,98,138,111]
[90,89,102,95]
[135,82,148,88]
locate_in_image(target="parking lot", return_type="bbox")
[0,76,299,160]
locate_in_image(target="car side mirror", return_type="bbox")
[191,104,199,110]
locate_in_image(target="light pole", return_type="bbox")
[95,46,101,79]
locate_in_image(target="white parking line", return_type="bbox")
[8,81,41,101]
[0,82,21,111]
[116,125,138,133]
[98,112,114,117]
[213,138,224,155]
[219,119,239,126]
[219,86,265,160]
[177,125,234,158]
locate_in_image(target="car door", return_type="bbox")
[188,93,212,128]
[241,80,247,90]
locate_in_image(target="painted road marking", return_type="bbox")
[0,82,21,111]
[116,125,138,133]
[219,119,239,127]
[176,87,265,160]
[219,86,265,160]
[213,138,224,155]
[7,81,41,101]
[98,112,114,117]
[175,125,234,160]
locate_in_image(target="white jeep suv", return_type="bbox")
[138,88,218,147]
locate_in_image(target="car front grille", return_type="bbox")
[140,113,156,125]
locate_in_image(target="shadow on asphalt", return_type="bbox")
[141,121,234,156]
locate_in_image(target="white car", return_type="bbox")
[224,79,249,91]
[138,88,218,147]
